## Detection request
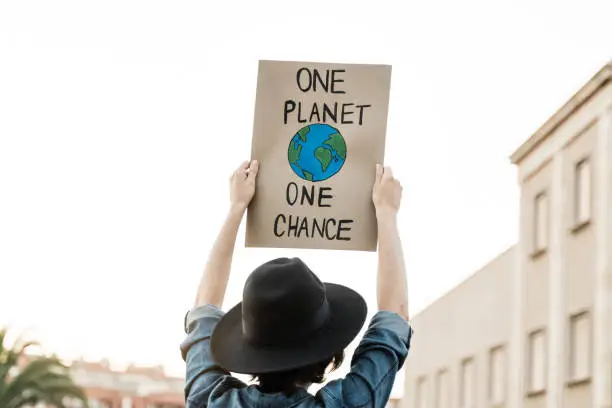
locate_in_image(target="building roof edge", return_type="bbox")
[510,63,612,165]
[411,245,516,321]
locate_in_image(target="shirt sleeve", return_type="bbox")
[180,304,232,406]
[317,311,414,408]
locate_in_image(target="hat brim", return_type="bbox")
[210,283,367,374]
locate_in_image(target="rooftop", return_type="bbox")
[410,245,516,321]
[510,62,612,164]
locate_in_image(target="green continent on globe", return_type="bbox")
[298,126,310,142]
[302,169,313,181]
[314,146,333,172]
[288,143,302,164]
[323,132,347,160]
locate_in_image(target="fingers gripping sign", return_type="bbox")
[247,160,260,179]
[238,160,250,177]
[231,160,259,211]
[373,164,402,215]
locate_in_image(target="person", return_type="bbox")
[181,159,413,407]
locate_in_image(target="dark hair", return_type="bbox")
[253,350,345,394]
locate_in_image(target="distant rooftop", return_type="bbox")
[70,358,183,381]
[410,245,516,321]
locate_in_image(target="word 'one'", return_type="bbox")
[272,183,354,241]
[283,67,372,126]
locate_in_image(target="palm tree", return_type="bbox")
[0,328,89,408]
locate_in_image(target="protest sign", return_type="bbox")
[246,60,391,251]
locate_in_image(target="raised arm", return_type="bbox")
[194,160,259,308]
[372,164,408,319]
[318,164,411,408]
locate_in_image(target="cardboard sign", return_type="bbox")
[246,60,392,251]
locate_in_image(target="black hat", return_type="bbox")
[210,257,367,374]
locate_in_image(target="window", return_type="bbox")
[435,369,450,408]
[489,346,506,405]
[460,358,475,408]
[527,329,546,394]
[569,311,591,383]
[416,377,428,408]
[533,192,548,253]
[574,158,592,227]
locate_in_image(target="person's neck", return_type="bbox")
[257,383,310,394]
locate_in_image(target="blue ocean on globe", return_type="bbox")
[287,123,347,182]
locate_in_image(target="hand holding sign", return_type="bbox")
[230,160,259,211]
[373,164,403,216]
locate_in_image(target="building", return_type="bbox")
[71,360,184,408]
[403,247,516,408]
[403,62,612,408]
[49,359,184,408]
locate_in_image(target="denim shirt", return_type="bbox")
[180,305,413,408]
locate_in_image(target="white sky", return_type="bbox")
[1,0,611,398]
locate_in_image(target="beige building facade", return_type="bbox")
[403,62,612,408]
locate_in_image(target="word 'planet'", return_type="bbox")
[287,123,347,182]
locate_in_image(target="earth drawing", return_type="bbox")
[287,124,347,182]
